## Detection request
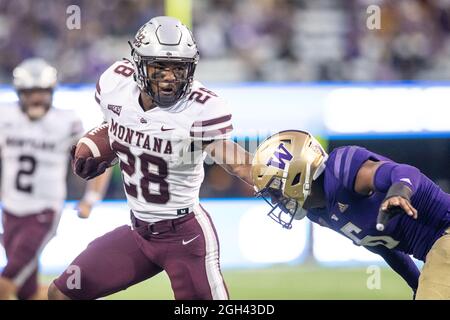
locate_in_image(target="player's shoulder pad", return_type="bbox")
[49,108,84,136]
[0,103,21,127]
[189,81,231,118]
[327,146,387,190]
[96,59,134,98]
[189,82,233,140]
[50,107,79,122]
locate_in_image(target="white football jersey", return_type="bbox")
[96,60,233,222]
[0,104,83,216]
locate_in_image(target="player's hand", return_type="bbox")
[71,145,109,180]
[75,200,93,219]
[376,196,418,231]
[73,156,109,180]
[70,144,77,161]
[381,196,417,219]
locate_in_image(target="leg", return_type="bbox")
[48,282,70,300]
[0,211,19,299]
[0,277,17,300]
[16,269,44,300]
[416,231,450,299]
[15,268,48,300]
[1,209,58,300]
[50,225,163,300]
[164,205,229,300]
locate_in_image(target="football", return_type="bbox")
[75,123,117,166]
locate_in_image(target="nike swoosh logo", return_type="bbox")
[161,126,175,131]
[182,235,200,245]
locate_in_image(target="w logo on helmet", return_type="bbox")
[266,143,293,170]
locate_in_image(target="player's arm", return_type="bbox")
[354,159,419,230]
[190,90,253,185]
[364,245,419,297]
[203,139,253,185]
[71,61,118,181]
[76,167,112,219]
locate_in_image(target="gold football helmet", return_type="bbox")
[251,130,328,229]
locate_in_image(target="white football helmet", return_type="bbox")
[12,58,57,120]
[129,16,199,108]
[13,58,57,91]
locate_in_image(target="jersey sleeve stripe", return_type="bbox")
[192,114,232,128]
[333,148,345,180]
[343,146,358,188]
[94,92,100,104]
[190,124,233,138]
[96,80,101,95]
[190,120,232,134]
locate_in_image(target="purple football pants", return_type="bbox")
[53,205,229,300]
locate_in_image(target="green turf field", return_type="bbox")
[88,265,411,300]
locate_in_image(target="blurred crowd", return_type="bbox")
[1,0,450,83]
[0,0,164,83]
[195,0,450,82]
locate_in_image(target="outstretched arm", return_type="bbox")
[355,160,419,230]
[204,139,253,185]
[364,245,420,296]
[76,167,113,218]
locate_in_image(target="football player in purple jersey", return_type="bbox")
[252,130,450,299]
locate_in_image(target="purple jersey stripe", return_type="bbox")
[334,148,344,180]
[343,146,358,188]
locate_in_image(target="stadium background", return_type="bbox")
[1,0,450,299]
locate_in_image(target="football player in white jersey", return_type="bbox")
[50,16,253,300]
[0,58,111,300]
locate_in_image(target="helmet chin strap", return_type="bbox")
[293,207,308,220]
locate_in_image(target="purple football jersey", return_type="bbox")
[307,146,450,261]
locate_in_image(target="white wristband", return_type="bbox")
[83,190,102,205]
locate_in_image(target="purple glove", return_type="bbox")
[70,145,109,180]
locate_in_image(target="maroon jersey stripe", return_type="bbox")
[96,80,101,95]
[190,124,233,138]
[192,114,232,128]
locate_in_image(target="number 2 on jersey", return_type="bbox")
[188,87,217,104]
[15,155,37,193]
[112,141,169,204]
